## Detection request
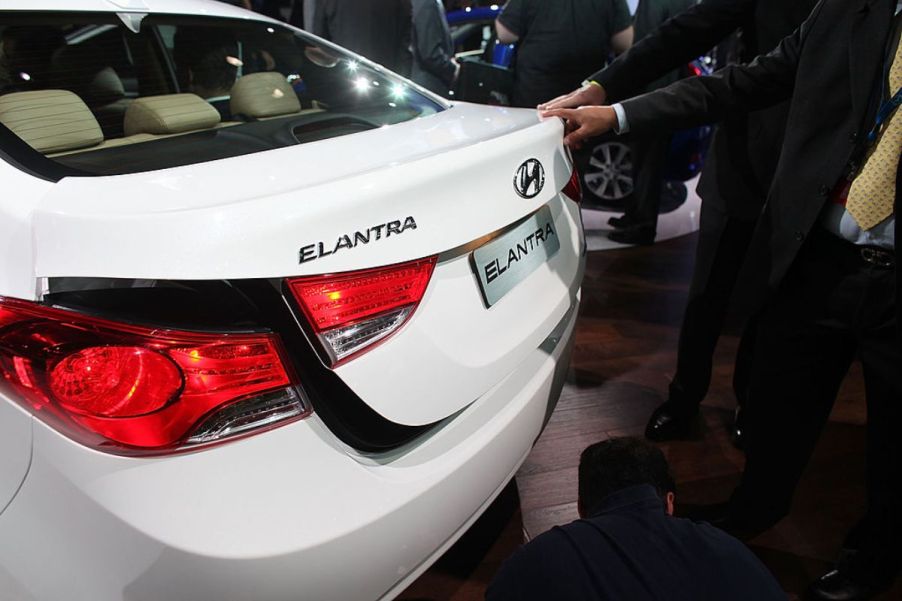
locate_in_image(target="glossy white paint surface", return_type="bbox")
[4,0,260,19]
[33,105,564,280]
[0,306,577,601]
[0,160,53,301]
[337,193,582,424]
[0,3,585,599]
[0,398,31,516]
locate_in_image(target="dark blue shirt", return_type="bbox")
[486,485,786,601]
[497,0,632,107]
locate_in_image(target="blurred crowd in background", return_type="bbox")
[217,0,498,23]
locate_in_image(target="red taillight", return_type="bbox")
[689,63,704,77]
[49,346,182,418]
[0,297,309,455]
[563,164,582,202]
[287,257,436,366]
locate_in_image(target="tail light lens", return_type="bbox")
[0,297,309,455]
[563,164,582,202]
[287,257,436,366]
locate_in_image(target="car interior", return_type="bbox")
[0,14,443,177]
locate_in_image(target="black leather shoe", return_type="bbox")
[806,569,885,601]
[609,225,656,246]
[607,214,638,229]
[645,402,698,441]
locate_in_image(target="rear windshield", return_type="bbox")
[0,12,445,179]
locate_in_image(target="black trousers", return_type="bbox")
[668,202,759,411]
[625,133,671,230]
[733,228,901,585]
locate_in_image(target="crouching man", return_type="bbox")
[486,438,785,601]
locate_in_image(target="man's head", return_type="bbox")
[173,27,239,99]
[577,437,676,518]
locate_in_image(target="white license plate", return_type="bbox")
[472,205,560,307]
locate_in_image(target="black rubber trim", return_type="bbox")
[269,279,433,451]
[0,122,87,182]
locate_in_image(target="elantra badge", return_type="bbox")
[513,158,545,199]
[299,216,418,264]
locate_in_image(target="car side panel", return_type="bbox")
[0,400,31,516]
[0,160,51,301]
[0,305,578,601]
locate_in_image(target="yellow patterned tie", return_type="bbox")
[846,35,902,231]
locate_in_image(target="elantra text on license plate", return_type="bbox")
[472,205,560,307]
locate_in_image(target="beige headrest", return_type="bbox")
[0,90,103,154]
[124,94,220,136]
[230,72,301,119]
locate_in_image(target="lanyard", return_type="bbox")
[866,85,902,144]
[843,87,902,185]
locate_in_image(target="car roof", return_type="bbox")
[0,0,269,21]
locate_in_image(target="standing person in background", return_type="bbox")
[288,0,317,30]
[411,0,459,96]
[542,0,902,595]
[314,0,413,76]
[255,0,284,20]
[495,0,634,109]
[540,0,819,443]
[607,0,696,246]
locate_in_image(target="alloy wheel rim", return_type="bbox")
[583,141,634,201]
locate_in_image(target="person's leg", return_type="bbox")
[670,212,757,406]
[646,202,757,439]
[827,268,901,593]
[731,299,855,527]
[730,231,866,530]
[731,316,757,409]
[609,133,669,245]
[728,315,758,448]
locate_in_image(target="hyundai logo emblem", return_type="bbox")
[513,158,545,199]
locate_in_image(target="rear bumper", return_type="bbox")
[0,292,580,601]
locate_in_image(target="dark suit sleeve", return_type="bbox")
[620,1,825,135]
[413,0,456,84]
[592,0,756,101]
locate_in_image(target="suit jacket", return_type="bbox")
[631,0,698,93]
[410,0,456,95]
[314,0,413,76]
[621,0,900,318]
[592,0,819,219]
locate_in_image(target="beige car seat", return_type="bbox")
[51,43,132,138]
[229,72,303,120]
[0,90,226,158]
[0,89,103,154]
[123,93,221,136]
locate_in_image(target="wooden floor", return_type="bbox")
[399,232,901,601]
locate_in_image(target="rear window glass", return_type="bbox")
[0,12,445,178]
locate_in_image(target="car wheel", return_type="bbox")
[582,140,634,208]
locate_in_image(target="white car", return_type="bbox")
[0,1,585,599]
